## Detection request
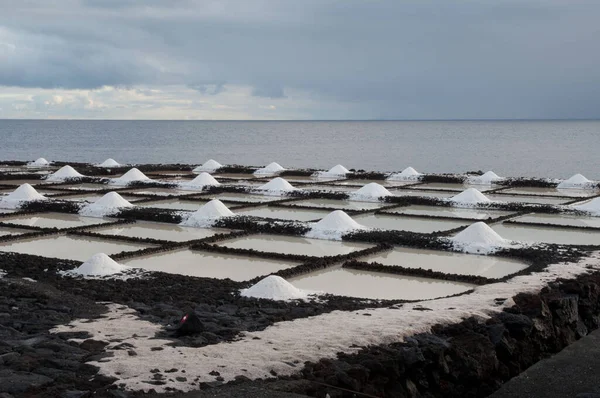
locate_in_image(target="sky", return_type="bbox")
[1,0,599,120]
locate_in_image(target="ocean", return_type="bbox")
[0,119,599,178]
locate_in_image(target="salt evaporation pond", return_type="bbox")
[0,209,17,214]
[0,235,150,261]
[215,234,373,257]
[353,214,468,233]
[234,207,330,222]
[0,227,31,237]
[511,213,600,229]
[486,194,569,205]
[413,183,497,192]
[361,247,527,278]
[61,183,113,191]
[137,199,209,211]
[60,193,138,203]
[501,187,597,198]
[491,223,600,245]
[120,249,299,281]
[3,213,109,229]
[394,190,454,199]
[205,193,283,203]
[331,179,412,187]
[285,198,387,211]
[306,185,358,193]
[288,267,474,300]
[122,187,197,196]
[385,205,515,220]
[90,221,231,242]
[1,179,52,186]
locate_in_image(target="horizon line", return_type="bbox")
[1,118,599,122]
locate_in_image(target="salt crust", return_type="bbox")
[387,166,421,181]
[60,253,130,278]
[0,183,47,209]
[451,222,512,254]
[312,164,350,179]
[240,275,312,301]
[468,171,503,185]
[573,197,600,216]
[305,210,367,240]
[349,183,393,202]
[79,192,134,217]
[27,157,50,167]
[110,168,151,186]
[179,199,234,228]
[193,159,223,173]
[449,188,491,206]
[46,165,84,182]
[50,252,600,393]
[254,162,286,175]
[178,172,220,190]
[254,177,298,196]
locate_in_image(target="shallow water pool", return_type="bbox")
[353,214,468,233]
[3,213,109,229]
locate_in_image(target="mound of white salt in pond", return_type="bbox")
[241,276,311,301]
[79,192,134,217]
[573,197,600,216]
[350,183,393,202]
[46,165,84,182]
[0,184,47,209]
[28,157,50,167]
[451,222,509,254]
[193,159,223,173]
[557,173,594,189]
[256,177,298,195]
[111,168,150,185]
[179,172,220,190]
[254,162,286,175]
[305,210,367,240]
[97,158,121,168]
[387,166,422,181]
[469,171,503,185]
[450,188,491,205]
[66,253,130,277]
[180,199,234,228]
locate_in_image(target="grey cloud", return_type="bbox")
[1,0,599,118]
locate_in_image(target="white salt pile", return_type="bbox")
[193,159,223,174]
[28,157,50,167]
[573,197,600,216]
[255,177,298,195]
[350,182,393,202]
[305,210,367,240]
[62,253,130,277]
[450,188,491,206]
[111,168,151,186]
[451,222,510,254]
[79,192,134,217]
[557,173,595,189]
[179,172,220,190]
[312,164,350,179]
[387,166,422,181]
[468,171,503,185]
[254,162,286,175]
[0,183,47,209]
[97,158,121,168]
[180,199,235,228]
[46,165,84,182]
[240,275,311,301]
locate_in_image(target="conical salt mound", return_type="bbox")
[46,165,84,181]
[79,192,134,217]
[71,253,130,277]
[29,157,49,166]
[180,199,234,228]
[387,166,421,181]
[327,164,350,175]
[241,275,309,301]
[6,184,46,202]
[193,159,223,173]
[450,188,491,204]
[353,183,393,198]
[558,173,593,189]
[181,172,220,189]
[306,210,366,240]
[573,197,600,215]
[254,162,286,175]
[451,222,507,254]
[112,168,150,185]
[98,158,121,168]
[469,171,502,185]
[258,177,297,192]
